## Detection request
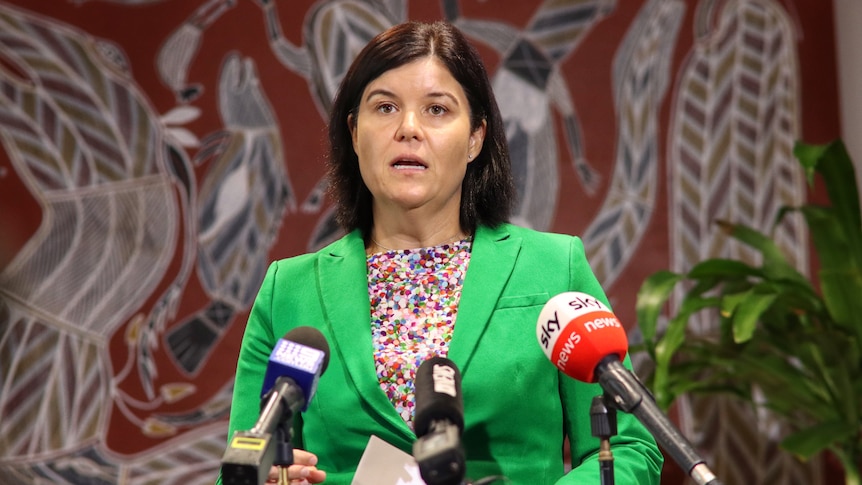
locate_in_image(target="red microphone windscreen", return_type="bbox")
[536,292,628,382]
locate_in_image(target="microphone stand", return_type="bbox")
[252,377,300,485]
[590,395,617,485]
[221,376,301,485]
[274,420,294,485]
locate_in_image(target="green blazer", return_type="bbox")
[221,224,662,485]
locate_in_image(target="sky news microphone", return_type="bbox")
[536,292,723,485]
[221,326,330,485]
[413,356,466,485]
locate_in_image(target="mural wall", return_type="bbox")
[0,0,841,484]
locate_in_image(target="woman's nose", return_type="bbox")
[395,112,422,141]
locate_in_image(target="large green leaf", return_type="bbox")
[635,270,684,347]
[781,420,858,459]
[792,141,830,185]
[719,221,809,285]
[652,295,721,408]
[636,139,862,474]
[819,269,862,344]
[800,205,858,276]
[800,204,862,341]
[732,288,778,343]
[794,140,862,259]
[687,258,762,279]
[764,279,821,316]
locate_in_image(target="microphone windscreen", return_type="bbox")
[536,292,628,383]
[261,326,330,410]
[413,356,464,437]
[283,326,331,373]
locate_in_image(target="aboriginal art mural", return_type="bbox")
[0,1,841,484]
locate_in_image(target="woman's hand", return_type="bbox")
[265,449,327,484]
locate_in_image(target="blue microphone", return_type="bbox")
[261,327,330,411]
[221,326,330,485]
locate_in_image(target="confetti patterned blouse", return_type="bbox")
[367,238,472,429]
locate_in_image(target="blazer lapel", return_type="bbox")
[317,231,415,442]
[448,224,520,376]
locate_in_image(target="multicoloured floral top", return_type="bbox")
[367,238,472,428]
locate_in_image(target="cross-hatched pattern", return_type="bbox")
[527,0,617,62]
[0,186,176,335]
[307,0,401,115]
[666,1,814,483]
[0,7,166,189]
[582,0,684,287]
[0,2,184,465]
[683,394,822,485]
[668,0,805,281]
[0,309,107,458]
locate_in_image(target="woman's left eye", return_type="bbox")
[428,105,447,116]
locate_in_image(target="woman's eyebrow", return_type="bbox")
[425,91,460,106]
[364,88,460,106]
[364,88,397,102]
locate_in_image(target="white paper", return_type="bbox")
[351,435,426,485]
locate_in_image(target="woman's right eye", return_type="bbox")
[376,103,396,114]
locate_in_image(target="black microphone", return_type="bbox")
[412,356,466,485]
[221,326,330,485]
[537,292,723,485]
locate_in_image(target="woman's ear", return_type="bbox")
[468,119,487,162]
[348,113,358,153]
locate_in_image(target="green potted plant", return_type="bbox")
[635,139,862,484]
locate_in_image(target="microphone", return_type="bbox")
[221,326,330,485]
[536,292,723,485]
[259,326,331,410]
[412,356,466,485]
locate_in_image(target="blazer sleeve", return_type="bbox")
[555,236,664,485]
[216,261,280,485]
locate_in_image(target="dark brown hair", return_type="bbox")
[326,21,515,238]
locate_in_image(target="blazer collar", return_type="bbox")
[318,231,412,440]
[317,224,521,441]
[447,224,520,375]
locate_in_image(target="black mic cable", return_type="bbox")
[591,395,617,485]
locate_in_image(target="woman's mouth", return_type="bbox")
[391,157,427,170]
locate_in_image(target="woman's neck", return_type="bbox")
[369,207,464,251]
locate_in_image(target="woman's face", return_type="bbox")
[349,57,485,218]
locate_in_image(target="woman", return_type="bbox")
[220,21,663,485]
